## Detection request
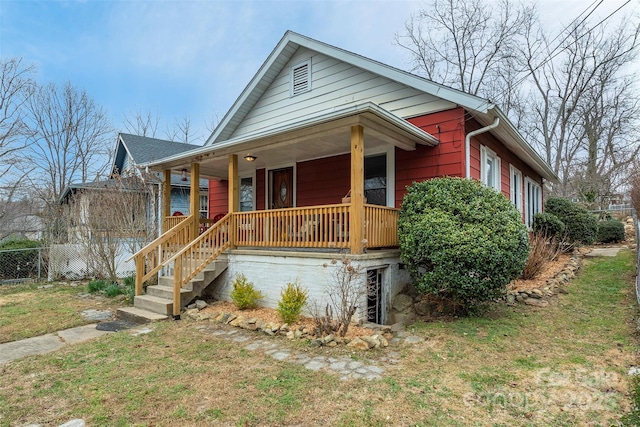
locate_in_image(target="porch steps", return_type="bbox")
[117,306,169,323]
[132,258,228,317]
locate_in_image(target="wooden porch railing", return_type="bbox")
[234,204,351,249]
[163,215,188,232]
[364,204,400,248]
[162,213,233,317]
[131,215,195,296]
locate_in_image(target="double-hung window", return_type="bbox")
[510,165,523,214]
[524,177,542,228]
[480,145,501,191]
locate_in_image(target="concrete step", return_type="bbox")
[134,294,173,316]
[146,285,195,307]
[117,307,169,323]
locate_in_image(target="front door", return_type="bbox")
[270,167,293,209]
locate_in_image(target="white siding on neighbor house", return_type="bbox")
[230,47,455,139]
[206,250,411,324]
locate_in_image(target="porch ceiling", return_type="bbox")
[144,102,439,179]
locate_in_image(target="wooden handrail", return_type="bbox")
[161,213,233,317]
[131,215,195,296]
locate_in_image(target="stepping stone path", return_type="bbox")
[193,323,420,381]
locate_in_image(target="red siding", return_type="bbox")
[396,108,466,206]
[208,179,228,216]
[296,154,351,207]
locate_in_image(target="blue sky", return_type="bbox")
[1,0,636,145]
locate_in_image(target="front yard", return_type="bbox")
[0,249,637,426]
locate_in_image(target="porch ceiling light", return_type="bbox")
[244,154,257,162]
[181,168,188,181]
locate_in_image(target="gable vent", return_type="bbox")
[290,60,311,96]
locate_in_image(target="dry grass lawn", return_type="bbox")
[0,249,637,426]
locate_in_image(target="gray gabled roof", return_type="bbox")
[112,133,203,175]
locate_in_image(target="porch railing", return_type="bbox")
[364,204,400,248]
[163,215,188,231]
[234,204,351,248]
[162,213,233,317]
[131,215,195,295]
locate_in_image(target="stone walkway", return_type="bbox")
[194,322,425,381]
[585,247,622,257]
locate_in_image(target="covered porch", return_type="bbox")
[132,104,438,316]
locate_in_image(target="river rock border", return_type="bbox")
[505,253,582,308]
[182,307,394,351]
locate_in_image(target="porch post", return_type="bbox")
[162,169,171,232]
[350,125,365,254]
[228,154,239,248]
[190,162,200,239]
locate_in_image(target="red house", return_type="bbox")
[129,31,557,323]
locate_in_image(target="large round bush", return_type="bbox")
[544,197,598,245]
[532,212,565,239]
[398,177,529,313]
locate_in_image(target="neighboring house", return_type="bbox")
[112,133,209,220]
[53,134,208,280]
[130,31,558,323]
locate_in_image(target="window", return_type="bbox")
[199,194,208,219]
[290,59,311,96]
[364,154,387,206]
[510,165,523,214]
[524,178,542,228]
[480,145,501,191]
[239,177,254,212]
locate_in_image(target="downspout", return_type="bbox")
[465,117,500,179]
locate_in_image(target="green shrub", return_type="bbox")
[596,219,625,243]
[230,274,263,310]
[87,279,109,294]
[532,212,565,238]
[398,177,529,314]
[104,283,124,297]
[544,197,598,245]
[122,276,135,303]
[277,282,308,324]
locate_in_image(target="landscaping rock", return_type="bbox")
[506,294,516,304]
[80,309,112,322]
[524,298,549,307]
[392,293,413,312]
[347,337,371,350]
[195,300,208,310]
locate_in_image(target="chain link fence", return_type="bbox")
[0,244,137,284]
[0,247,48,284]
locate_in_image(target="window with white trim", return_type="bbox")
[480,145,501,191]
[524,177,542,228]
[290,59,311,97]
[510,165,523,214]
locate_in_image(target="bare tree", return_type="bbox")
[0,58,36,221]
[395,0,529,108]
[122,109,161,138]
[165,115,195,144]
[23,81,112,241]
[519,18,640,199]
[64,174,158,280]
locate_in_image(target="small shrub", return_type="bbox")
[122,276,136,303]
[544,197,598,245]
[533,212,565,238]
[230,274,263,309]
[104,283,124,297]
[597,219,625,243]
[398,177,529,314]
[87,279,108,294]
[277,282,308,324]
[521,233,561,280]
